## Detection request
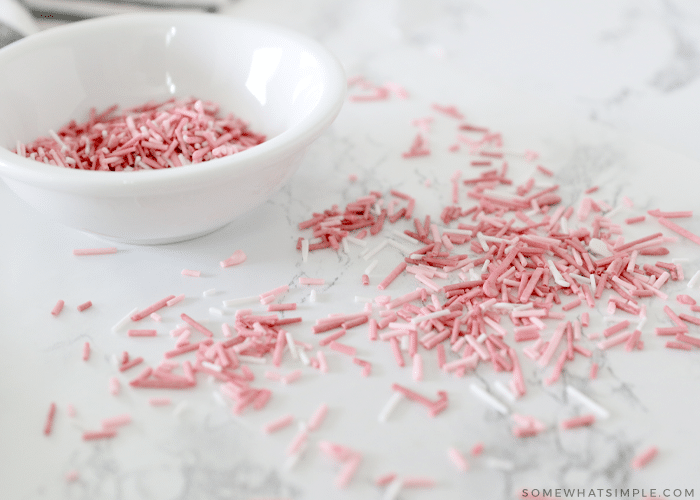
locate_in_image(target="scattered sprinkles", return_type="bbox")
[36,80,700,496]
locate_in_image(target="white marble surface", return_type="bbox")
[3,1,700,499]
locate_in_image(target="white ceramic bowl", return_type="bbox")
[0,12,346,243]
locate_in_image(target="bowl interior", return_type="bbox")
[0,13,337,152]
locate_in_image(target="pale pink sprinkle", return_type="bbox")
[181,269,201,277]
[471,442,484,456]
[72,247,118,256]
[51,299,65,316]
[65,470,79,482]
[348,173,358,182]
[77,300,92,312]
[412,353,423,381]
[82,342,90,361]
[149,397,172,406]
[262,414,295,434]
[101,413,131,429]
[286,428,309,456]
[109,377,120,396]
[448,447,470,471]
[335,453,362,489]
[150,312,162,322]
[317,351,328,373]
[375,472,397,487]
[631,446,658,469]
[265,370,281,381]
[166,294,185,307]
[402,476,436,488]
[328,340,357,357]
[220,249,247,268]
[66,404,77,418]
[281,369,302,384]
[307,403,328,431]
[523,150,539,161]
[127,329,157,337]
[299,277,325,285]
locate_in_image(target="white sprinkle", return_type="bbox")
[688,270,700,289]
[309,289,317,303]
[173,401,189,417]
[209,307,223,316]
[387,238,414,255]
[469,383,509,415]
[346,235,368,247]
[364,259,379,275]
[201,360,222,372]
[378,392,404,423]
[283,442,307,471]
[383,477,403,500]
[111,307,138,333]
[566,385,610,420]
[547,259,570,287]
[492,380,517,403]
[222,295,258,307]
[484,457,515,471]
[354,296,373,303]
[298,349,310,366]
[203,288,216,297]
[362,239,389,261]
[285,331,299,360]
[411,309,452,324]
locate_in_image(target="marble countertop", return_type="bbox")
[2,1,700,499]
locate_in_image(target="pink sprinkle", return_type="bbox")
[589,362,599,379]
[51,299,65,316]
[448,447,470,471]
[307,402,328,431]
[625,216,646,224]
[328,340,357,357]
[166,294,185,307]
[65,470,79,482]
[101,413,131,429]
[471,442,484,456]
[127,329,157,337]
[77,300,92,312]
[631,446,658,469]
[677,294,697,305]
[43,402,57,436]
[180,313,213,337]
[72,247,118,256]
[286,428,309,456]
[149,397,172,406]
[560,414,596,429]
[181,269,201,277]
[536,165,554,177]
[220,249,247,268]
[82,341,90,361]
[281,369,302,384]
[335,453,362,489]
[375,472,397,487]
[317,351,328,373]
[132,295,176,320]
[657,217,700,246]
[82,429,117,441]
[412,353,423,381]
[402,476,436,488]
[299,277,325,285]
[262,414,294,434]
[109,377,120,395]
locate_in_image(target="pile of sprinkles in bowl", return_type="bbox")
[14,97,266,171]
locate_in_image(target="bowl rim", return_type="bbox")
[0,12,346,195]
